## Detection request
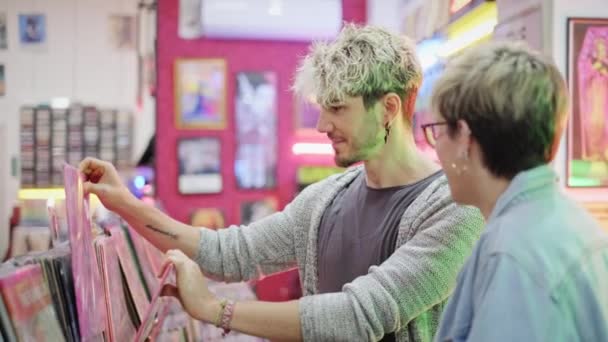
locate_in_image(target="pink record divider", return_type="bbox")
[109,226,151,322]
[96,234,137,341]
[63,163,107,341]
[134,263,177,342]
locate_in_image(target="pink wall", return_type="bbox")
[156,0,366,224]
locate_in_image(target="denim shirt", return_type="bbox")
[435,165,608,342]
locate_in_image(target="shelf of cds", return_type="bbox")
[1,165,265,342]
[20,105,133,188]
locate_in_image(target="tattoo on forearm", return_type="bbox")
[145,224,178,240]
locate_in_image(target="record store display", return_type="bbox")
[19,105,133,188]
[0,165,263,341]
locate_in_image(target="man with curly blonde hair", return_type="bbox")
[79,24,483,341]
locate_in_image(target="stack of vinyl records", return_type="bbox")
[35,106,52,187]
[51,107,68,185]
[3,245,79,341]
[115,111,132,168]
[83,107,100,159]
[19,104,134,188]
[20,107,36,187]
[99,110,116,163]
[66,105,84,167]
[94,234,137,341]
[3,164,269,341]
[0,262,66,341]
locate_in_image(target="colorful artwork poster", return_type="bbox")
[234,71,277,189]
[175,59,226,129]
[190,208,225,229]
[19,14,46,45]
[567,18,608,187]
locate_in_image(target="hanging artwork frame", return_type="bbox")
[566,17,608,188]
[174,58,226,129]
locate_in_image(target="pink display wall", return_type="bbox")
[156,0,366,224]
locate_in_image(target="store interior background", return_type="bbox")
[1,0,608,272]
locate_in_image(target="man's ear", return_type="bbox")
[382,92,402,125]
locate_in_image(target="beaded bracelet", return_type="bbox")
[214,299,236,337]
[214,299,228,328]
[220,300,236,336]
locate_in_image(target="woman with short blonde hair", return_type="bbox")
[428,41,608,341]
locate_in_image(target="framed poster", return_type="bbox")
[296,166,344,192]
[177,137,222,194]
[567,18,608,187]
[19,14,46,45]
[108,14,135,50]
[234,71,277,189]
[240,198,278,225]
[174,59,226,129]
[0,12,7,49]
[190,208,225,229]
[0,64,4,96]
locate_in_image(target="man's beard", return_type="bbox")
[334,130,385,167]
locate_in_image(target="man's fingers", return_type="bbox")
[83,182,103,196]
[79,157,97,174]
[165,250,184,268]
[79,158,106,182]
[160,284,179,299]
[89,169,103,183]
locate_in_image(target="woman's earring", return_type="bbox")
[451,162,462,176]
[461,150,468,172]
[451,150,469,175]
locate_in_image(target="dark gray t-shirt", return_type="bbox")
[317,170,443,340]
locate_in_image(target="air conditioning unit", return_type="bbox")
[179,0,343,41]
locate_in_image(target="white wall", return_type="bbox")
[551,0,608,201]
[367,0,403,33]
[0,0,156,258]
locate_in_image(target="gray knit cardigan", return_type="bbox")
[195,166,484,341]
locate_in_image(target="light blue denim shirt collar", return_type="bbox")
[487,164,559,223]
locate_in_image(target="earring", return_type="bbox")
[460,150,468,172]
[450,162,462,176]
[384,124,391,144]
[451,150,470,175]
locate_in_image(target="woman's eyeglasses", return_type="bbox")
[420,122,448,147]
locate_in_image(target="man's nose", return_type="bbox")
[316,112,333,133]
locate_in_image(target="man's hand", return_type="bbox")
[78,157,135,213]
[160,249,219,323]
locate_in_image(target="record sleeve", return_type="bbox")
[109,226,150,323]
[0,264,64,341]
[95,235,137,341]
[63,163,107,341]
